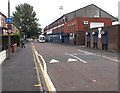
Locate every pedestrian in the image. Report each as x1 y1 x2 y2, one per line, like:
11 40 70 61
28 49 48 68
21 39 25 48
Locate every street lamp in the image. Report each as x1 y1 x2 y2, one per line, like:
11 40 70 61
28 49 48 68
59 6 63 16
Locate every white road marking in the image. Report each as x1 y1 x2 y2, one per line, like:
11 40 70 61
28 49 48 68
50 59 59 63
65 53 87 64
73 54 77 56
37 52 56 92
67 58 78 62
78 50 93 55
78 49 119 62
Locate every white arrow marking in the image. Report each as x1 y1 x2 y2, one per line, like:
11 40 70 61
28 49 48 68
67 58 78 62
50 59 59 63
65 53 87 64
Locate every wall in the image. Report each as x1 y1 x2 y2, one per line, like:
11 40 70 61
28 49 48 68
64 17 112 34
66 17 112 46
0 50 6 64
77 31 86 45
0 29 2 52
85 24 119 52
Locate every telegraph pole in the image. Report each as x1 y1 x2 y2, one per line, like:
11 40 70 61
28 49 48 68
7 0 11 58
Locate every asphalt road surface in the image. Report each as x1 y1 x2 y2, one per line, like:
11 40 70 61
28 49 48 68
34 42 118 92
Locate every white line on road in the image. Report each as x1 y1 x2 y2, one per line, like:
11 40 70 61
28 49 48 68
78 49 119 62
65 53 87 64
37 52 56 92
37 52 47 72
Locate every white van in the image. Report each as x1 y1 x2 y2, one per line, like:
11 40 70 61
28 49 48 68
38 35 46 43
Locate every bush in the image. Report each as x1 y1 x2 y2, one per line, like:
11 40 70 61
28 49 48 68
30 36 37 39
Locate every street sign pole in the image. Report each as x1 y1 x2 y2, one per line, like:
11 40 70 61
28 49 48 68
7 0 11 58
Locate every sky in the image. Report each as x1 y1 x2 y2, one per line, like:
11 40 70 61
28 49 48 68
0 0 119 28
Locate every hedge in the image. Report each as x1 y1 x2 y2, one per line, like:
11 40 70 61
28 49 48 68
1 35 20 51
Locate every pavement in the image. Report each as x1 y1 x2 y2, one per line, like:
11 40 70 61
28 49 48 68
2 43 41 93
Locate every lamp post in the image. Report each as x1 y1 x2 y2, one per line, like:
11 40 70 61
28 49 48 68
7 0 11 58
59 6 63 16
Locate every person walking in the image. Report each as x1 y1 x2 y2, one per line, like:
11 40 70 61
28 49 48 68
21 39 25 48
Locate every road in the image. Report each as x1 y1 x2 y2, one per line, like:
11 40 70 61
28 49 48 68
33 42 118 92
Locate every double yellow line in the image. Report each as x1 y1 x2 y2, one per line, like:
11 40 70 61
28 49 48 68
32 44 53 92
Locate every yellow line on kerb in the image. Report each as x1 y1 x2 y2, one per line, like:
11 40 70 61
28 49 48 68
32 45 53 92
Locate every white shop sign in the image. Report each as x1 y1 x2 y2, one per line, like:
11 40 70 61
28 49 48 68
90 22 104 28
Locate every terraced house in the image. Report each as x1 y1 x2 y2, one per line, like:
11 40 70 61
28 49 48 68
0 12 8 35
44 4 118 46
0 12 20 52
0 12 20 35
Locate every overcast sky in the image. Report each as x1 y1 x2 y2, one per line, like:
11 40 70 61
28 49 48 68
0 0 119 28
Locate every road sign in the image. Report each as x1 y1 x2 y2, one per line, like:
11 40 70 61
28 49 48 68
5 18 13 23
7 29 12 34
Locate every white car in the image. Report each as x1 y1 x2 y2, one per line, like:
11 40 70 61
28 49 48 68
38 35 46 43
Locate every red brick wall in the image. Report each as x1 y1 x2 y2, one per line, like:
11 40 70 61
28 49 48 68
64 17 112 33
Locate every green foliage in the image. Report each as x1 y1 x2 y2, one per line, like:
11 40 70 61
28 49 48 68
30 36 37 39
12 3 42 38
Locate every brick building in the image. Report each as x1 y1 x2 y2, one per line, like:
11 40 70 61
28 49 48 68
44 4 118 45
85 24 119 52
0 12 20 35
0 12 8 35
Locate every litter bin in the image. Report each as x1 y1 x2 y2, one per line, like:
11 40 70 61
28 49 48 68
12 43 17 53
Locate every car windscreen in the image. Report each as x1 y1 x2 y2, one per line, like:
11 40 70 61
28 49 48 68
40 37 45 40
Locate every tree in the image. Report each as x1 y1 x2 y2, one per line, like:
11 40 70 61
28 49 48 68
12 3 41 38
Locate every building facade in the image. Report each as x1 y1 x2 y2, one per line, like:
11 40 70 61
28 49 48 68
85 24 119 52
0 12 20 35
0 12 7 35
44 4 118 46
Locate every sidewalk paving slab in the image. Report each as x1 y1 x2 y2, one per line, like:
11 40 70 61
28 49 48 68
2 43 40 92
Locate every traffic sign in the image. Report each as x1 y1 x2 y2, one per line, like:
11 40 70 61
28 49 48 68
5 18 13 23
7 29 13 34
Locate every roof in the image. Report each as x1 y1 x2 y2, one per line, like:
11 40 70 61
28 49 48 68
65 4 118 22
46 4 118 27
0 12 7 18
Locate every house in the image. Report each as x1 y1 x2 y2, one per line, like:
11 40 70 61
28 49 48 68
0 12 8 35
0 12 20 35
